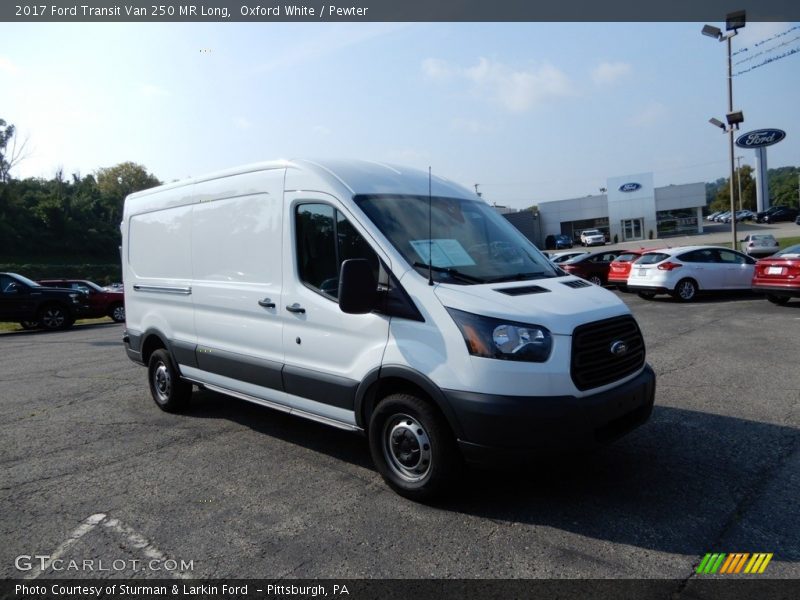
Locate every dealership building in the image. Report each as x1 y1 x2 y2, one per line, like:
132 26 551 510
502 173 707 247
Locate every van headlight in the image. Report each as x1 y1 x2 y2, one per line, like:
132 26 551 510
446 308 552 362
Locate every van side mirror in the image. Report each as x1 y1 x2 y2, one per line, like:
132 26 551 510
338 259 377 314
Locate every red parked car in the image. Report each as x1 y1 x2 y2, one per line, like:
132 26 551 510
38 279 125 322
751 243 800 305
607 248 660 290
559 250 621 286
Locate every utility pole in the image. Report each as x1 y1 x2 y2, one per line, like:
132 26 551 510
736 156 744 212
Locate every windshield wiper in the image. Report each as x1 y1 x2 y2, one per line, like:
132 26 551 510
412 262 487 284
486 272 553 283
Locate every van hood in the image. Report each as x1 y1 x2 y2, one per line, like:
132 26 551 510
433 277 630 335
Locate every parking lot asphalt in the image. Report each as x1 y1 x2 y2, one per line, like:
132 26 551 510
0 291 798 582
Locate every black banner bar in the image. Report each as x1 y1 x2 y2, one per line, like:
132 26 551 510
2 579 800 600
2 0 800 23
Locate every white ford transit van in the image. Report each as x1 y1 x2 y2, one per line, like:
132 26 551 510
122 159 655 499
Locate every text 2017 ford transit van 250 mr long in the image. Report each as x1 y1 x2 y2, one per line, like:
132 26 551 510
122 159 655 500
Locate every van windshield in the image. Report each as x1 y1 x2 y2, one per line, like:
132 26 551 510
354 194 559 284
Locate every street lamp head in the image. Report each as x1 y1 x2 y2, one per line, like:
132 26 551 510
726 110 745 127
702 24 723 40
709 117 726 131
726 10 746 32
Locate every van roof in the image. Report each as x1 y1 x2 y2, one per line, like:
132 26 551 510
126 159 476 200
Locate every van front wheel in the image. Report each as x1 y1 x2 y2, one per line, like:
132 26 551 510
368 393 461 501
148 349 191 412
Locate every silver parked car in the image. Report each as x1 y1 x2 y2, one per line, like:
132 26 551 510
740 234 779 257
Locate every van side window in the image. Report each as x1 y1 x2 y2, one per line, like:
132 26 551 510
296 203 379 300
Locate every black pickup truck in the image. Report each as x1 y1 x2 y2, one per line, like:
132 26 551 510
0 272 89 330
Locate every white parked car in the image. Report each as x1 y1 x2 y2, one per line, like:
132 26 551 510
580 229 606 247
627 245 756 301
740 234 779 257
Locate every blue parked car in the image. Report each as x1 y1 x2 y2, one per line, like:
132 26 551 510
545 233 574 250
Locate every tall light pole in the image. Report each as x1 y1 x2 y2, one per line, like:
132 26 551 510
703 10 746 248
735 156 746 211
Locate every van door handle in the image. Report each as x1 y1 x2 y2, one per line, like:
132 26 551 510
286 303 306 314
258 298 276 308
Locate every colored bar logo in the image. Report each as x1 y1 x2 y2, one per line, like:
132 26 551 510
697 553 773 574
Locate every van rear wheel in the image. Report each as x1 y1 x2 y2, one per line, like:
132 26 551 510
368 393 461 501
148 349 191 412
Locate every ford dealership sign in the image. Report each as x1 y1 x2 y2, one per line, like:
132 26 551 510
619 182 642 193
736 129 786 149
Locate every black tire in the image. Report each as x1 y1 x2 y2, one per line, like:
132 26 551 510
588 275 604 286
38 304 74 330
637 291 656 300
766 294 790 305
109 303 126 323
19 320 40 330
368 393 462 501
672 278 698 302
147 349 192 412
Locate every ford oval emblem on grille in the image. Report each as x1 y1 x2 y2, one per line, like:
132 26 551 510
610 340 628 355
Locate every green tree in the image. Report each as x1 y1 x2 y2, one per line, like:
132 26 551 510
768 166 800 208
710 165 756 212
0 118 29 182
95 162 161 225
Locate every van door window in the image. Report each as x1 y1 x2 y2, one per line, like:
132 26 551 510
296 203 379 300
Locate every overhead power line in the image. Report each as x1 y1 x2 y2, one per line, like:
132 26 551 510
734 34 800 65
731 25 799 56
734 45 800 76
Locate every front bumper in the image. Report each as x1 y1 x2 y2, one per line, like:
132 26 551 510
445 364 656 466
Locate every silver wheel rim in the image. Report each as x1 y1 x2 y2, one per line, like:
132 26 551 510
153 362 171 403
382 413 432 483
112 305 125 321
589 276 602 286
678 281 695 300
42 308 65 329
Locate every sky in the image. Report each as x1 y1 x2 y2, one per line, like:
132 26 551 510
1 21 799 209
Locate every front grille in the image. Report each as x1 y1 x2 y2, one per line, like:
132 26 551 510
571 315 645 391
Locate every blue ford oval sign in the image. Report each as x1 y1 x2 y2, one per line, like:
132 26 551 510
619 182 641 193
736 129 786 149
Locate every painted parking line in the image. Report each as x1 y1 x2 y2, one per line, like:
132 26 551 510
24 512 190 579
24 513 107 580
